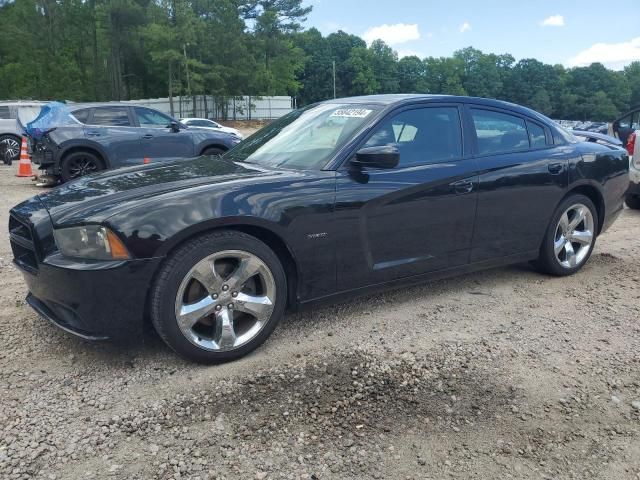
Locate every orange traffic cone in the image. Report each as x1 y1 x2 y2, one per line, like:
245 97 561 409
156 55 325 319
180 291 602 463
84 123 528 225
16 137 33 178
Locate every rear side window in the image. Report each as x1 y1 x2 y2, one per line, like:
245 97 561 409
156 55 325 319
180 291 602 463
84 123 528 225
364 107 463 167
71 108 91 124
91 107 131 126
0 106 11 119
471 109 528 155
527 121 547 148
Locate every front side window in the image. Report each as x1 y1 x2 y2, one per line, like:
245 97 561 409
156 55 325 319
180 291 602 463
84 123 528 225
364 107 463 167
472 109 528 155
91 107 131 127
135 107 173 128
225 103 382 170
527 121 547 148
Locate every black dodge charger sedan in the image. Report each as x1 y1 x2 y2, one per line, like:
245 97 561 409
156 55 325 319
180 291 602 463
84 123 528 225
9 95 630 363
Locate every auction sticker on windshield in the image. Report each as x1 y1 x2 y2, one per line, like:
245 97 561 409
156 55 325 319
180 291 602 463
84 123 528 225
330 108 372 118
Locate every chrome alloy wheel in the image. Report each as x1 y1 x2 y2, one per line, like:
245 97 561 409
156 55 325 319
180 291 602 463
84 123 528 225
553 203 594 269
174 250 276 351
1 137 20 160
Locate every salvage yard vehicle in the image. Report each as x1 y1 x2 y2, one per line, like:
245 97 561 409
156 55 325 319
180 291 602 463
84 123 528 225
9 94 630 363
626 130 640 209
610 106 640 146
180 117 244 139
0 100 44 163
28 103 242 182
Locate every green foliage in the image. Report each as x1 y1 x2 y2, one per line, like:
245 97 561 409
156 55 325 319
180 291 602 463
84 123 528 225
0 1 636 120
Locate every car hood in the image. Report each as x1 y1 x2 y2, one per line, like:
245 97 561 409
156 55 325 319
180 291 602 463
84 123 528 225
38 156 289 226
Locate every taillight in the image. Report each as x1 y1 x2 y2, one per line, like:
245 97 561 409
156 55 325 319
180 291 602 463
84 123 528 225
627 132 636 156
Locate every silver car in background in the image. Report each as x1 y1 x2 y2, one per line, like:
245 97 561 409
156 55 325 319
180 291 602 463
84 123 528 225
0 101 44 163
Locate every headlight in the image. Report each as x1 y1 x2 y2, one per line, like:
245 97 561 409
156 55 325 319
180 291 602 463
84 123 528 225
53 226 130 260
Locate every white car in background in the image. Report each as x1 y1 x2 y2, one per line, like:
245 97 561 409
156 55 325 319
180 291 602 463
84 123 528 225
627 129 640 210
180 117 244 140
0 101 44 163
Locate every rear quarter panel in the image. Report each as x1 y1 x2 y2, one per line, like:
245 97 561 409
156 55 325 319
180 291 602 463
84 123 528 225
571 142 629 232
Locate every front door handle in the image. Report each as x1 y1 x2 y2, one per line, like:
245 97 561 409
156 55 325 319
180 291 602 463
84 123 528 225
548 162 565 175
142 134 154 140
451 178 474 194
86 131 101 137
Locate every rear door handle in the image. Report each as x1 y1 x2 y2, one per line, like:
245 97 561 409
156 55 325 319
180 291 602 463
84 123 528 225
451 178 474 194
142 134 154 140
86 131 101 137
548 162 565 175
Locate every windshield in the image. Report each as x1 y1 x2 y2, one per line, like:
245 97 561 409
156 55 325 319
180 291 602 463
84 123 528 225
224 103 382 169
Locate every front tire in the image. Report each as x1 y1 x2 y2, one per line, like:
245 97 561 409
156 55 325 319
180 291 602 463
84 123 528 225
201 147 225 157
60 151 104 182
0 135 20 164
626 193 640 210
533 194 598 276
150 231 287 363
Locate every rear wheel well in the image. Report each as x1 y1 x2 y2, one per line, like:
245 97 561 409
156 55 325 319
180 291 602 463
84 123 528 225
60 147 106 170
565 185 605 234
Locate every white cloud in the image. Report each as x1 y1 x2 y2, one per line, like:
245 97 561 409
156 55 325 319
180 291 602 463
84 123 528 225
567 36 640 70
459 21 471 33
540 15 565 27
362 23 420 45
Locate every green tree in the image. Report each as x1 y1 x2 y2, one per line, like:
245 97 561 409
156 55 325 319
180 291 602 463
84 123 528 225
397 56 427 93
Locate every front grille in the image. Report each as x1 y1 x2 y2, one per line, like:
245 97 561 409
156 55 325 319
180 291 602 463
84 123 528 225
9 214 38 273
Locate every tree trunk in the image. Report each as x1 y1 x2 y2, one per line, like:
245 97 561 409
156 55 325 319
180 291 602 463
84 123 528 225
169 60 174 117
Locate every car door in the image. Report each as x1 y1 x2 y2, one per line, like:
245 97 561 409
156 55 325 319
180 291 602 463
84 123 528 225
134 107 194 160
334 104 479 290
85 106 143 167
467 106 570 262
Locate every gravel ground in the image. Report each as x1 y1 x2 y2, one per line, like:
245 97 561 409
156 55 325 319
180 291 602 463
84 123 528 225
1 161 639 480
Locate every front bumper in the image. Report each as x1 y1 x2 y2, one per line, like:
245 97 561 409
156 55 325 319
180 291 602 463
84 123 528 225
19 256 162 341
10 199 162 341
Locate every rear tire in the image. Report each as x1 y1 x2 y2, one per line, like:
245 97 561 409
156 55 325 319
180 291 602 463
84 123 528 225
150 230 287 364
201 147 225 157
533 194 598 276
626 193 640 210
60 151 104 182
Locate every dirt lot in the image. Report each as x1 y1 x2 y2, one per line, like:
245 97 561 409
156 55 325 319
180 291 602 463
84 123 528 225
1 160 639 480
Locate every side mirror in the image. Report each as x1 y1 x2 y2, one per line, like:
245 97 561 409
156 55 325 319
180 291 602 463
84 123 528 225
351 145 399 169
169 121 180 133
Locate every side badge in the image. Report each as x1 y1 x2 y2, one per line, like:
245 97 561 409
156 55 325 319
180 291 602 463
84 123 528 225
306 232 328 239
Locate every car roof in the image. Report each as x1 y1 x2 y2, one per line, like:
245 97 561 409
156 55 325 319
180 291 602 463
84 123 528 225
180 118 215 122
322 94 552 124
0 100 46 107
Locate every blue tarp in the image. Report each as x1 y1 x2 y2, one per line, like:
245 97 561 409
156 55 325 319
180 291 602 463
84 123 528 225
24 101 77 140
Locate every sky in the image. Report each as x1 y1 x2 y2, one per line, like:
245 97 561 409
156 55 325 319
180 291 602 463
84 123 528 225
305 0 640 70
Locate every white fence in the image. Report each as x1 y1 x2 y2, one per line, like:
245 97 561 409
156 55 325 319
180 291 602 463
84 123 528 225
119 95 294 121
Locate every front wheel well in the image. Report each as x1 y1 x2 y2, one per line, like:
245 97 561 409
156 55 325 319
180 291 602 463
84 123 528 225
199 145 228 156
564 185 605 234
152 224 298 311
